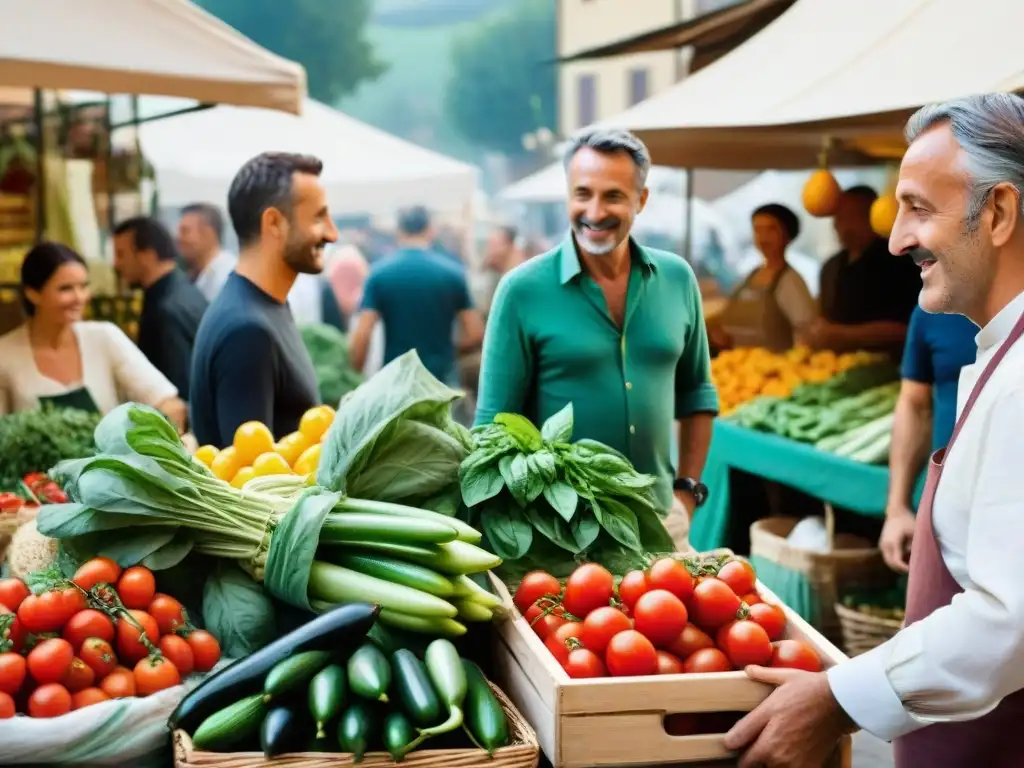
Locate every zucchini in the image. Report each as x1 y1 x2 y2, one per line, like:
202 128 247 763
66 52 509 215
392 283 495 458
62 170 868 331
418 639 466 737
337 497 482 544
170 603 378 732
392 649 442 727
320 512 457 544
453 599 493 623
260 705 305 757
451 575 503 609
308 561 458 618
462 660 510 754
348 643 392 703
390 540 502 575
382 710 418 761
264 650 332 701
329 552 456 597
338 541 440 560
192 693 266 751
309 663 347 739
378 609 468 638
337 701 378 762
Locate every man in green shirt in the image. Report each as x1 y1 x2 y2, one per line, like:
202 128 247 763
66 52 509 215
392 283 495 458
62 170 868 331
474 128 719 549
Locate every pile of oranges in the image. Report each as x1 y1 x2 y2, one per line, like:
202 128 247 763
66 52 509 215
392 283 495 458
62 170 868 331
192 405 335 488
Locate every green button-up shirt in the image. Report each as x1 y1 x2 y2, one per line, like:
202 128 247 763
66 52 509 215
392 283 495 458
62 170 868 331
474 235 719 510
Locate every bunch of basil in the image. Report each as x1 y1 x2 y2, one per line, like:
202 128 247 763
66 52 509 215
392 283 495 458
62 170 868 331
459 404 674 579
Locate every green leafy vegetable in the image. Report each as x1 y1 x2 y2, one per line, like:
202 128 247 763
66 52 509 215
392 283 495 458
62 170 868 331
0 405 100 490
300 324 364 406
203 561 278 658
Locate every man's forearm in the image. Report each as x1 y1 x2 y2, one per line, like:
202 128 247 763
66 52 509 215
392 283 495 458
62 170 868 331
676 412 714 479
887 396 931 510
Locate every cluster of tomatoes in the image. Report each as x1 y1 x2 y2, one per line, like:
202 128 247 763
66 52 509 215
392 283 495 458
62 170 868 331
513 557 821 679
0 557 221 719
0 472 68 513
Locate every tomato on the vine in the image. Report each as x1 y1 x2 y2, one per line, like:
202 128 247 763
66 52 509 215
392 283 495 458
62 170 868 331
80 638 118 679
770 640 821 672
681 647 732 673
716 620 772 668
72 557 122 592
740 592 762 606
4 616 26 653
655 650 686 675
17 591 66 633
667 623 715 660
116 610 159 665
513 571 561 614
99 666 136 698
616 570 649 609
147 594 186 636
0 652 26 695
117 567 156 610
562 563 614 618
134 655 181 695
605 630 658 677
543 634 573 667
28 683 72 718
524 604 566 640
632 590 689 647
0 579 29 612
690 578 742 629
580 606 632 656
63 609 115 649
186 629 221 672
27 638 74 684
747 602 786 641
61 657 96 693
565 648 607 679
71 687 110 710
159 635 195 677
717 560 757 597
647 558 695 604
0 690 13 719
60 587 87 623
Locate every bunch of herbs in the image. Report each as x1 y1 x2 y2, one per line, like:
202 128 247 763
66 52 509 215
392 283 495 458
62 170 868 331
0 405 101 490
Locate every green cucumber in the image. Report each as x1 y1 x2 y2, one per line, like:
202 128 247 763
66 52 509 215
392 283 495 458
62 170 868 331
392 649 442 728
192 693 266 751
451 575 503 609
347 643 392 703
309 561 458 618
382 710 418 761
336 497 483 544
337 701 378 762
453 599 493 623
264 650 332 701
418 639 466 737
378 609 468 637
340 541 440 560
320 512 457 544
308 663 347 739
329 552 456 597
260 705 305 757
463 660 510 754
390 540 502 575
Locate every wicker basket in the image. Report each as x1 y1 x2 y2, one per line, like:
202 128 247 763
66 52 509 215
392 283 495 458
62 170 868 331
173 681 539 768
0 505 40 566
834 602 903 656
749 504 894 642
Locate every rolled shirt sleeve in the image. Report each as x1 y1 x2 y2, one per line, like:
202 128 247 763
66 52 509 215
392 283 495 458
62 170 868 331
104 322 178 406
473 275 533 426
829 386 1024 740
675 277 719 417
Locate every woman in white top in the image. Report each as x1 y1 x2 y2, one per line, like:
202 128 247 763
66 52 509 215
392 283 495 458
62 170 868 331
0 242 187 430
710 203 818 352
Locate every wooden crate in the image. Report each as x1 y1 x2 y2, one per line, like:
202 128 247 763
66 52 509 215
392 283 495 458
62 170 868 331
489 573 852 768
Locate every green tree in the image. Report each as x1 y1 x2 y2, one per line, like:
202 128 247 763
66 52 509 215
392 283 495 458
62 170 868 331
196 0 386 103
443 0 557 156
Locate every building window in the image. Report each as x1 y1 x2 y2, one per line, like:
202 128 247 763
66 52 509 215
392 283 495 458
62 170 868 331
628 68 649 105
577 73 597 127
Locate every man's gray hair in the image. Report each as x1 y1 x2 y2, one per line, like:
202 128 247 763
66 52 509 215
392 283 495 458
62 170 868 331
905 93 1024 225
563 127 652 190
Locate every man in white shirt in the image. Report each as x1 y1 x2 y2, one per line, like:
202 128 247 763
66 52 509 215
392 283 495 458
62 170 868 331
724 92 1024 768
177 202 236 302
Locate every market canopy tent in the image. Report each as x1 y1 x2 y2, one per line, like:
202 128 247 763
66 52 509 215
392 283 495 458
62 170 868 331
602 0 1024 169
135 98 479 216
0 0 305 114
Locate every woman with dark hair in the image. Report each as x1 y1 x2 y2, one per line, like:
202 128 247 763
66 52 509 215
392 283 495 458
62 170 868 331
710 203 818 351
0 242 186 429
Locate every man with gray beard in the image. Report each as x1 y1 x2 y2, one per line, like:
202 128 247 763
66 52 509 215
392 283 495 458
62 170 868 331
189 152 339 447
474 128 718 550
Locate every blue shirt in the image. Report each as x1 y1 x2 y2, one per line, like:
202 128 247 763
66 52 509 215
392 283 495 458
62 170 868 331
361 247 472 383
900 306 978 450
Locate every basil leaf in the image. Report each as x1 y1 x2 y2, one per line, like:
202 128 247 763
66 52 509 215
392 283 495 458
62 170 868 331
541 403 574 443
526 506 580 553
543 481 579 523
593 496 643 552
531 450 558 484
481 504 533 560
460 464 505 508
499 453 532 506
570 510 601 551
523 456 547 503
494 413 544 452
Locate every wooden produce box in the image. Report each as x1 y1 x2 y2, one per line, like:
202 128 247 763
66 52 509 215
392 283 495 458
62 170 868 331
489 573 852 768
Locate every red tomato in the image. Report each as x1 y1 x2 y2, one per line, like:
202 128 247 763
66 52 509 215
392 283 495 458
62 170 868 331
4 616 26 653
0 579 29 612
60 587 87 623
667 623 716 660
79 638 118 679
116 567 157 610
513 571 561 614
740 592 762 606
544 633 573 666
716 620 772 668
186 630 221 672
134 655 181 696
617 570 649 609
605 630 658 677
562 563 614 618
564 648 607 679
0 652 26 695
770 640 822 672
147 594 186 636
717 560 756 597
159 635 195 677
655 650 686 675
116 610 159 665
690 578 742 629
0 691 13 719
99 666 136 698
524 604 567 640
647 558 695 604
27 638 74 684
63 609 116 650
747 602 786 641
72 558 122 592
61 657 96 693
632 590 689 647
71 687 110 710
28 683 72 718
17 591 66 633
580 606 632 656
681 647 732 673
554 621 583 642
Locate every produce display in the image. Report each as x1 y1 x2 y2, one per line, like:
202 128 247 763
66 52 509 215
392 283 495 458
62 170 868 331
300 324 364 406
711 346 888 416
460 405 674 580
0 406 100 491
0 558 220 719
514 555 822 679
175 602 512 760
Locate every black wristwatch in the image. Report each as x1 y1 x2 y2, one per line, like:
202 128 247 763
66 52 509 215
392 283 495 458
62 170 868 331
673 477 708 507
